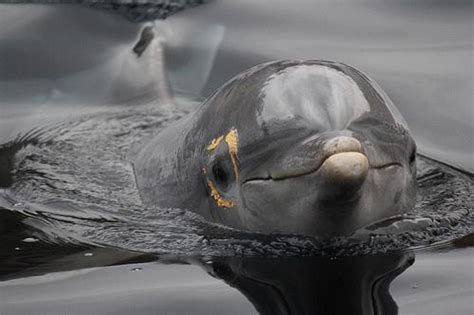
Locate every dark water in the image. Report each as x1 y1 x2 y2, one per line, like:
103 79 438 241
2 247 472 315
1 2 473 314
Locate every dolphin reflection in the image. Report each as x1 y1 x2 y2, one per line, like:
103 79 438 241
200 252 415 315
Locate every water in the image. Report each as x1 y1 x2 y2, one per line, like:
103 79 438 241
0 244 473 314
1 2 473 314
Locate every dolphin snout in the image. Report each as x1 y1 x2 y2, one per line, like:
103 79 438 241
318 136 369 201
320 152 369 185
321 136 368 182
322 136 364 156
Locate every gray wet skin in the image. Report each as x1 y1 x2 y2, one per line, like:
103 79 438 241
134 60 417 238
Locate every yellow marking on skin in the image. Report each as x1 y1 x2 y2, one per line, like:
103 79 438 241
204 128 240 209
207 179 236 208
224 128 239 180
207 135 224 152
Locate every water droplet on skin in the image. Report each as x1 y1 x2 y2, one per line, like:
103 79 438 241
22 237 38 243
131 267 142 272
84 252 93 257
14 247 21 251
411 284 418 289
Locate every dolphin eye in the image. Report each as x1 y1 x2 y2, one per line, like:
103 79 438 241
409 148 416 165
212 162 229 189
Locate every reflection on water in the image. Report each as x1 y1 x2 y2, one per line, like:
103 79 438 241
0 234 414 315
1 244 472 315
204 252 414 315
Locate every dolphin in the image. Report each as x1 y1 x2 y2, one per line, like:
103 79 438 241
134 60 417 238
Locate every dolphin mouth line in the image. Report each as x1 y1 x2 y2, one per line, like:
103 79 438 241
242 154 402 184
369 162 403 170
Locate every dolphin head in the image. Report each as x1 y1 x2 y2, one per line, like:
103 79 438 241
201 60 416 238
